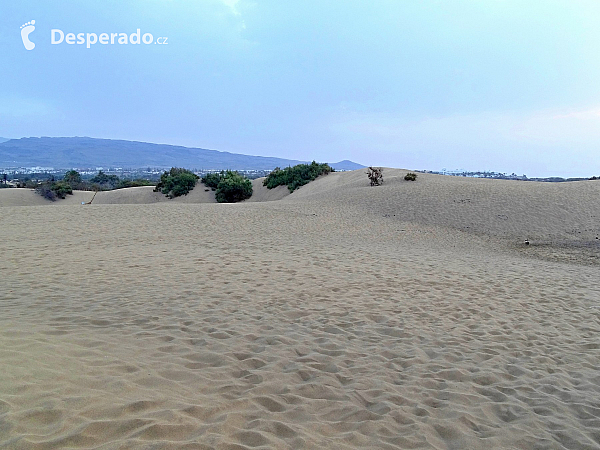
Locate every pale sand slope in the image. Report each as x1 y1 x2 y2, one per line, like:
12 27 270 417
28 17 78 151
0 186 217 206
93 186 217 205
0 188 95 206
288 169 600 241
0 178 286 206
244 179 290 203
1 172 599 449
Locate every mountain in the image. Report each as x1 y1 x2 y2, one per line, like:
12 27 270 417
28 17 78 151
330 160 366 171
0 137 364 171
0 137 10 143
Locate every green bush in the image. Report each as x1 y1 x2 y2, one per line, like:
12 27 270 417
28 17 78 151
64 170 81 184
404 172 417 181
61 171 153 191
90 170 121 189
35 180 73 201
154 167 199 198
201 172 223 190
116 178 154 189
63 170 87 190
52 181 73 198
214 171 252 203
263 161 333 192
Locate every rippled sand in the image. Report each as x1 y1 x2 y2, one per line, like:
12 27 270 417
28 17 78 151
1 170 599 449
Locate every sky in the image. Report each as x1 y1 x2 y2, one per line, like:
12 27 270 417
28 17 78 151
2 0 600 177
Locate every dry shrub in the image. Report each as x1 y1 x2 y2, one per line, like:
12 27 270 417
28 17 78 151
366 167 383 186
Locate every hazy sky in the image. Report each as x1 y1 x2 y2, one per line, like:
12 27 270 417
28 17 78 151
2 1 600 176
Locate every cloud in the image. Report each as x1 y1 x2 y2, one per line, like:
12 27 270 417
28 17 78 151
218 0 247 30
220 0 241 16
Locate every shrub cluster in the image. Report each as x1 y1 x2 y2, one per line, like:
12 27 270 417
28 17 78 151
263 161 333 192
202 170 253 203
63 170 83 189
31 170 155 200
35 180 73 201
201 172 223 190
90 171 121 190
85 171 153 191
404 172 417 181
116 179 154 189
154 167 199 198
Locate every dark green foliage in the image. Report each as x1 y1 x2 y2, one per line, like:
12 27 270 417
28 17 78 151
404 172 417 181
154 167 199 198
67 170 153 191
25 170 155 195
90 170 121 189
17 179 37 189
263 161 333 192
63 170 82 185
35 180 73 201
116 179 154 189
366 167 383 186
214 171 253 203
201 172 224 192
201 171 253 201
63 170 87 190
52 181 73 198
201 172 223 189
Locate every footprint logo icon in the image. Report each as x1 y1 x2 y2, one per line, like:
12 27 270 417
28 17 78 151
20 20 36 50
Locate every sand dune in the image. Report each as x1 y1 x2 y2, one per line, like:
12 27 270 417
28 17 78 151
4 170 599 246
93 185 217 205
0 188 95 206
1 171 599 449
289 169 600 241
244 178 291 203
0 177 289 207
0 185 217 207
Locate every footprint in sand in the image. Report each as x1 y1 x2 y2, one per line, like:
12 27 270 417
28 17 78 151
20 20 36 50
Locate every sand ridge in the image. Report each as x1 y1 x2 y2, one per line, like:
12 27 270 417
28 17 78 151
3 169 600 245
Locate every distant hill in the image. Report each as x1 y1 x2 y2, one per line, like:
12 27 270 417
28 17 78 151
0 137 364 171
0 137 10 144
330 160 365 171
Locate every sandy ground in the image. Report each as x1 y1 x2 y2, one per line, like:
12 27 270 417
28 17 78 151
1 170 599 449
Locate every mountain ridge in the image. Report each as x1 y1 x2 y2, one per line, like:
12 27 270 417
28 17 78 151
0 137 364 171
